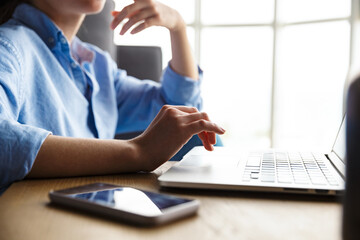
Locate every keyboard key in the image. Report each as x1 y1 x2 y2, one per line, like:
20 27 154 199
261 177 275 183
278 177 293 183
328 180 339 186
294 180 310 184
311 180 327 185
242 151 339 186
250 172 260 179
246 157 261 167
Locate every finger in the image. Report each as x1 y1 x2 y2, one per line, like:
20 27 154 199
120 8 157 35
171 105 199 113
194 112 217 145
198 131 216 149
198 132 214 151
110 2 148 30
180 112 210 124
149 105 186 128
198 131 207 143
208 132 216 145
158 105 198 116
208 132 217 145
111 10 129 30
188 120 226 136
198 131 211 148
130 17 158 34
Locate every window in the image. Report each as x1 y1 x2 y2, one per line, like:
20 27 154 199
113 0 352 151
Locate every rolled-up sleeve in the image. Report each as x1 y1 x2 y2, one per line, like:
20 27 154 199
0 119 50 194
0 39 51 194
114 62 203 134
160 65 203 109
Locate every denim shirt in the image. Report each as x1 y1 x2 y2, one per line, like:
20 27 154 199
0 4 202 193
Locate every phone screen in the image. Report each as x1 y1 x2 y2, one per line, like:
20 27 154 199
68 187 191 216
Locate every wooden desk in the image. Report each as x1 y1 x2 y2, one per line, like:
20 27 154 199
0 162 342 240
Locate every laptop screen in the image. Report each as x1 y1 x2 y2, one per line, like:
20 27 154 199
332 115 346 163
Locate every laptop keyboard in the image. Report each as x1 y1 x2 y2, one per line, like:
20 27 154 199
242 152 339 186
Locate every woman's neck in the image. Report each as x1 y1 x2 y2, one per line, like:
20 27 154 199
32 1 85 43
50 13 85 43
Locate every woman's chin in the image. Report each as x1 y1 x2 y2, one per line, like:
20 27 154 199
82 0 106 14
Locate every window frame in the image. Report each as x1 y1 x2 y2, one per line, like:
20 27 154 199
113 0 355 147
186 0 354 147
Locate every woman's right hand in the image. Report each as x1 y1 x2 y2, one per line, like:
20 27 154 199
110 0 185 35
130 105 225 172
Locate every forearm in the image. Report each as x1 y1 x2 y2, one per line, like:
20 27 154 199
169 20 198 80
27 135 141 178
110 1 198 80
27 105 225 179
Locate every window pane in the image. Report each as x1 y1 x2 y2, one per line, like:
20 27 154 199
274 21 350 151
278 0 351 23
202 0 274 25
158 0 195 24
201 27 273 148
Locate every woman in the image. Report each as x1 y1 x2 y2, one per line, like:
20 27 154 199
0 0 225 193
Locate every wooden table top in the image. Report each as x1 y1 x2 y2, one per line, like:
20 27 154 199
0 162 343 240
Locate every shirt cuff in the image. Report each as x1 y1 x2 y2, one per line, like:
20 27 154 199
0 121 51 193
161 64 203 108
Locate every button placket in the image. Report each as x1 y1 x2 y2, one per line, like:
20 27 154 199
60 37 67 44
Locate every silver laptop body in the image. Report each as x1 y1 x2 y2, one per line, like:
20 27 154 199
158 117 346 195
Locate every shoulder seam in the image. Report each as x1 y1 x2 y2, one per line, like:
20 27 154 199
0 35 24 107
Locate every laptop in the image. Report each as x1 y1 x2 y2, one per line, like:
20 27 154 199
158 116 346 195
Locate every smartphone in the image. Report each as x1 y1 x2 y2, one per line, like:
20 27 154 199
49 183 199 226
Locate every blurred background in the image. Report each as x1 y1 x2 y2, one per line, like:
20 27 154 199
113 0 358 151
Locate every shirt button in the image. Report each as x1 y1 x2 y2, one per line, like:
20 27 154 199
60 38 67 44
71 62 77 68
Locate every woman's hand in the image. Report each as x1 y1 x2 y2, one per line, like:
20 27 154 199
110 0 185 35
28 105 223 178
111 0 198 80
130 105 225 172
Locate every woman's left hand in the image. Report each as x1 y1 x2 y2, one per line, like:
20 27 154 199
110 0 184 35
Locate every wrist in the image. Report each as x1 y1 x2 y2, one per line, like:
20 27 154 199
112 139 144 173
169 11 186 34
128 137 153 172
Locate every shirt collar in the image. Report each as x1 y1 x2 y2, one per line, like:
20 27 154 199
12 3 63 49
12 3 95 64
71 37 95 65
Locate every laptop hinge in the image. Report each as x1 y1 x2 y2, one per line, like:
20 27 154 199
326 152 345 179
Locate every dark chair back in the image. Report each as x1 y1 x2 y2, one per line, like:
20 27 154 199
116 45 162 82
77 1 162 83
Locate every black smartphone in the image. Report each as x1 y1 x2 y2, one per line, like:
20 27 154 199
49 183 199 226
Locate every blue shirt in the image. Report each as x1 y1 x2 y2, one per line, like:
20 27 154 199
0 4 202 193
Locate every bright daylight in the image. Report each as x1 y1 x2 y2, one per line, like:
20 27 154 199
114 0 351 151
0 0 358 239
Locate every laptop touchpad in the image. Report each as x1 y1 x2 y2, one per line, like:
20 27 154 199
179 155 240 168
